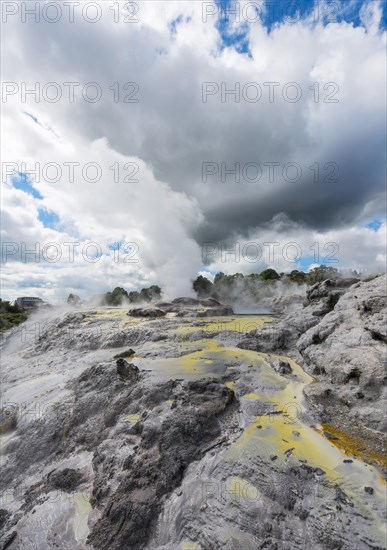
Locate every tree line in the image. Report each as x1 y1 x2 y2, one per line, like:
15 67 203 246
192 266 344 299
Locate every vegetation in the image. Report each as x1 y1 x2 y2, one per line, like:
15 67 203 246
128 285 162 304
192 266 341 302
306 265 341 284
288 270 307 284
103 287 130 306
259 268 281 281
0 299 28 332
102 285 162 306
193 275 213 297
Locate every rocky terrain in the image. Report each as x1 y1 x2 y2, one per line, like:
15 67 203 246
0 277 386 550
128 297 234 318
238 275 387 462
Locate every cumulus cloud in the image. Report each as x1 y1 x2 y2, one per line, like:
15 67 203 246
1 0 386 300
2 105 203 300
202 213 387 275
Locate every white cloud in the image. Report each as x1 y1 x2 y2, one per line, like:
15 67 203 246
2 106 203 300
202 214 387 276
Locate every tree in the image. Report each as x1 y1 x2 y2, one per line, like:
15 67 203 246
288 270 307 284
128 291 141 304
140 285 162 302
193 275 213 297
214 272 225 285
307 266 339 285
128 285 162 304
104 287 129 306
258 268 280 281
0 299 23 314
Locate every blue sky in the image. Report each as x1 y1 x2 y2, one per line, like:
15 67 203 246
216 0 387 28
12 173 42 200
216 0 387 52
37 208 61 230
11 174 63 231
367 219 384 232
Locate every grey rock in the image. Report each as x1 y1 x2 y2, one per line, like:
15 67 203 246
155 297 234 317
1 283 386 550
113 348 136 359
271 360 292 375
298 275 387 434
87 379 235 550
0 405 18 434
116 359 139 380
128 307 166 318
237 326 292 353
48 468 83 492
1 530 16 549
0 509 11 531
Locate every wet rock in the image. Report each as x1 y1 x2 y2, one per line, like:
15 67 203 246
237 327 292 353
335 487 352 506
312 365 326 375
0 509 11 531
0 530 17 549
128 308 166 318
113 348 136 359
87 379 235 550
271 360 292 375
172 297 225 308
48 468 83 492
197 305 234 317
284 447 295 457
296 508 309 521
258 539 278 549
299 464 325 477
0 405 18 434
323 431 338 441
116 359 139 380
344 367 361 384
154 297 234 317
